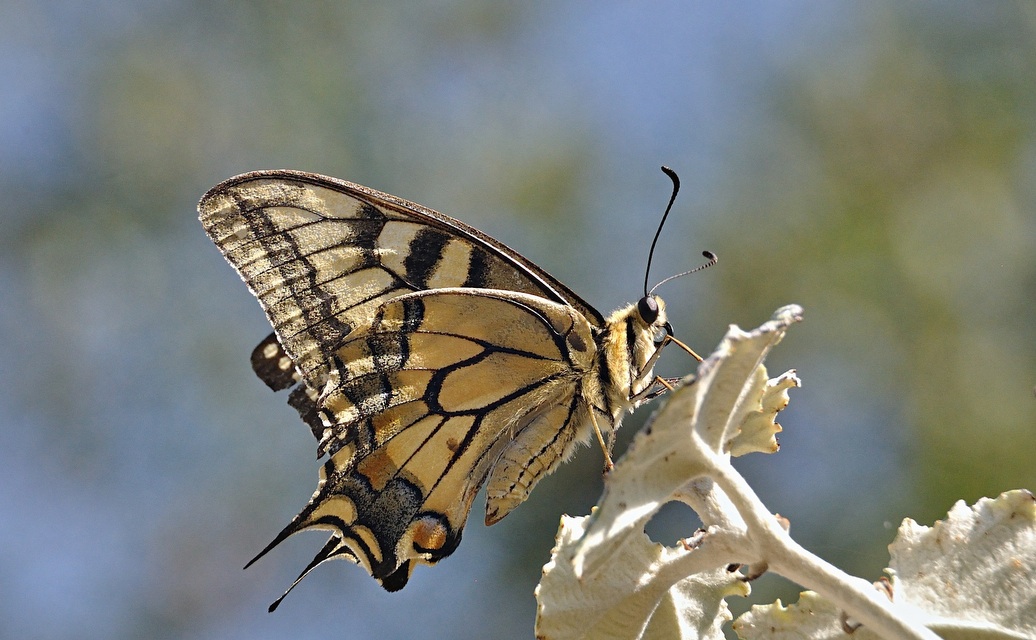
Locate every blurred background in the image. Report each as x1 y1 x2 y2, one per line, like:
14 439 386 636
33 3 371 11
2 2 1034 638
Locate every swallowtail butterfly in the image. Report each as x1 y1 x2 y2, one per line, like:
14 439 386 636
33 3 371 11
199 169 713 609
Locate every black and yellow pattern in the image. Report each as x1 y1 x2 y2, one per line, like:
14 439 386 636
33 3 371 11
199 170 673 606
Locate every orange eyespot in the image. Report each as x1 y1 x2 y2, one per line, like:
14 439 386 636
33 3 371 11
411 515 449 552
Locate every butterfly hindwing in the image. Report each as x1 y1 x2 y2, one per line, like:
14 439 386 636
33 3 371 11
246 288 598 592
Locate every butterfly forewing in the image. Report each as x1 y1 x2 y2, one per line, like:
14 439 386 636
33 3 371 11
199 171 604 393
199 170 670 601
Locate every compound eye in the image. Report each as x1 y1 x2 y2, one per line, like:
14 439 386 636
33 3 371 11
637 296 659 324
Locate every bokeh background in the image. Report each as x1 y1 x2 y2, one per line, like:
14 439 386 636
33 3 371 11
3 2 1034 639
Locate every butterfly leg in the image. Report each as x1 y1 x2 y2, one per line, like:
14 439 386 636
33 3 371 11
630 375 677 404
586 406 615 472
634 332 703 393
664 333 704 362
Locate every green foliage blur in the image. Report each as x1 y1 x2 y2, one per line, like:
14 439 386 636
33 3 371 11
2 3 1033 639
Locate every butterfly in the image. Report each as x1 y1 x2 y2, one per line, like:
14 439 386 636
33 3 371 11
198 168 714 609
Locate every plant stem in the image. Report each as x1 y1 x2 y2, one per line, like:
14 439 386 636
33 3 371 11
710 455 940 640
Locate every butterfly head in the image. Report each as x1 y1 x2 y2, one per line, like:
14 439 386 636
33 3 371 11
636 294 672 346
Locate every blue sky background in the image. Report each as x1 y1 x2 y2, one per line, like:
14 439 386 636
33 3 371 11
2 3 1034 639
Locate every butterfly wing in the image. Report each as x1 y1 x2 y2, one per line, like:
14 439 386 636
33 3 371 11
198 170 605 396
248 288 599 598
199 171 610 596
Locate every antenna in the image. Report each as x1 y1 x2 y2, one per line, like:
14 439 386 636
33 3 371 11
642 167 717 296
648 250 718 294
643 166 681 297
